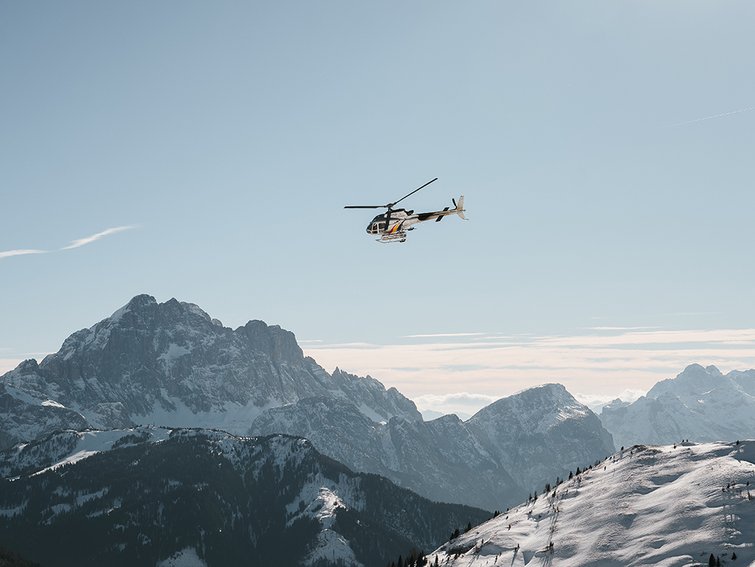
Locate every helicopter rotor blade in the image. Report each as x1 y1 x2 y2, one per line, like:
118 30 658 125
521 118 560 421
389 177 438 208
344 205 385 209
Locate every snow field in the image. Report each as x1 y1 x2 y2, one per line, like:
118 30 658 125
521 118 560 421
431 441 755 566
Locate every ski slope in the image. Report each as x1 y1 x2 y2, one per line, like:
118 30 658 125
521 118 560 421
431 441 755 566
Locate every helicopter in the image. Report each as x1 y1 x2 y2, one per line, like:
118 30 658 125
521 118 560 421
344 178 466 243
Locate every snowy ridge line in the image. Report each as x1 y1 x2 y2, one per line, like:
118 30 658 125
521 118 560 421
0 424 325 481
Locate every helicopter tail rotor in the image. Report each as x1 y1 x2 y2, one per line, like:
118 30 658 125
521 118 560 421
454 195 466 220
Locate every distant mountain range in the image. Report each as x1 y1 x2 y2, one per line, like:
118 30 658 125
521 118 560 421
0 427 489 567
0 295 614 510
600 364 755 448
428 440 755 566
250 383 614 510
2 295 755 566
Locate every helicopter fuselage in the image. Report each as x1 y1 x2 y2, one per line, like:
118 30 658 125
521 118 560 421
366 209 417 235
344 178 465 243
366 198 465 242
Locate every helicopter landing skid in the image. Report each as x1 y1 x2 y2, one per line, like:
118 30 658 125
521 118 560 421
377 231 407 243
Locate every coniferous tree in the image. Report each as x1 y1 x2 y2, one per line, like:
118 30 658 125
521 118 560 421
708 553 716 567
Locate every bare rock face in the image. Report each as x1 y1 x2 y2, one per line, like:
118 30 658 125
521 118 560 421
0 295 420 449
250 384 615 511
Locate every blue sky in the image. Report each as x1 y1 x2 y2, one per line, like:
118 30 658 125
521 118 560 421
3 1 755 415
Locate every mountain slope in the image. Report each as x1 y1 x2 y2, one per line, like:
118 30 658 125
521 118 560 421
429 440 755 566
250 385 615 510
466 383 615 492
602 364 755 447
0 428 488 567
0 295 420 449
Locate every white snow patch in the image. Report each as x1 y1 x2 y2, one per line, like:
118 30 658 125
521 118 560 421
286 475 365 566
158 343 192 370
0 502 27 518
157 547 207 567
357 402 384 423
136 396 276 435
76 487 109 506
304 528 362 567
20 428 171 477
32 450 98 475
41 399 66 408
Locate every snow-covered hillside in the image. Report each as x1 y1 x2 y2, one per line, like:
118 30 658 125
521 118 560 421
602 364 755 448
430 440 755 566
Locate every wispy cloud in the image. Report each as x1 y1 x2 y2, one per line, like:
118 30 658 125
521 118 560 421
671 105 755 127
586 326 661 332
1 225 138 262
403 332 486 339
62 225 138 250
0 249 47 260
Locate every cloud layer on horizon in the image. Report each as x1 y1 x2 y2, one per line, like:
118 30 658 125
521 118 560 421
304 327 755 414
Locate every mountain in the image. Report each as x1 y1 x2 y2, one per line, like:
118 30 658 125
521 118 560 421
0 427 489 567
601 364 755 448
428 440 755 566
464 384 615 493
0 295 420 449
249 384 616 510
0 295 614 511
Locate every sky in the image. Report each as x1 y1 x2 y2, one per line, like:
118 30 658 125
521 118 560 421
3 1 755 417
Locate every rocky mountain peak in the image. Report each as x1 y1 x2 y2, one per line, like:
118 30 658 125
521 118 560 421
15 359 39 374
471 383 586 427
238 319 303 364
125 293 158 311
601 364 755 447
648 363 725 398
2 294 422 447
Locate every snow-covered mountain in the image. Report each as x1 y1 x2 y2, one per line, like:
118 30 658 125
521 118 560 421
249 384 616 510
0 294 613 511
465 383 614 491
429 440 755 567
0 427 489 567
0 294 420 449
601 364 755 448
